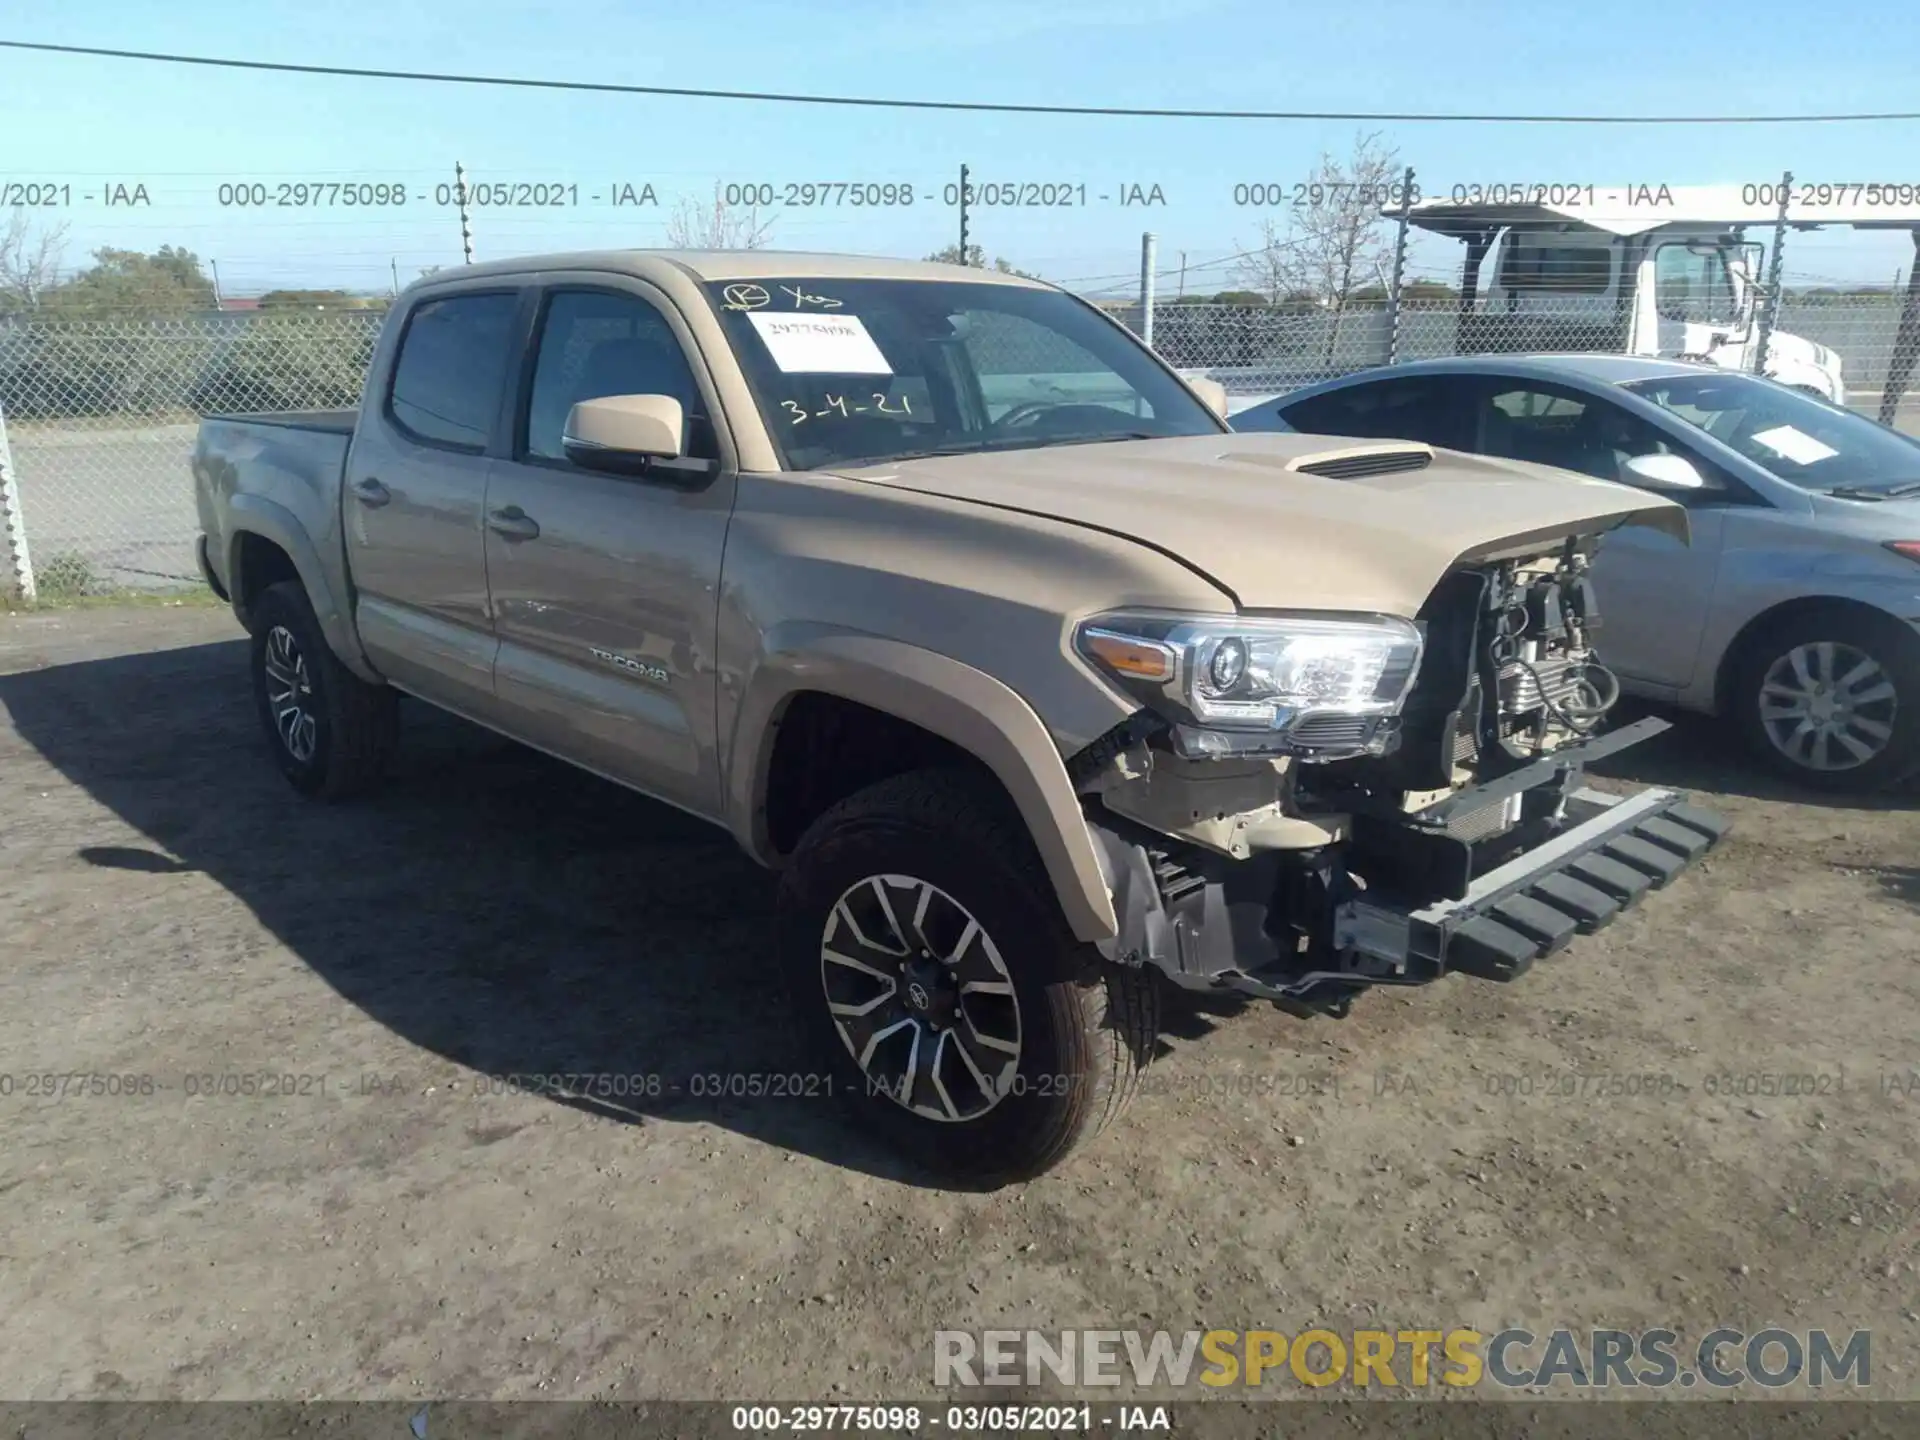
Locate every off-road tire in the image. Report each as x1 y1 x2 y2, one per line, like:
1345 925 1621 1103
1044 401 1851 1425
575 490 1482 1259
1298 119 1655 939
1729 605 1920 792
249 580 398 801
776 768 1157 1185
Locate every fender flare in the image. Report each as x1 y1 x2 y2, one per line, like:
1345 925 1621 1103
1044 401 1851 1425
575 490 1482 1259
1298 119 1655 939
726 627 1120 944
226 495 380 683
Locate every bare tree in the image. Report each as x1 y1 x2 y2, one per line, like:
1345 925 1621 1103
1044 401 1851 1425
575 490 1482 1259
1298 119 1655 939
1230 132 1403 352
665 184 774 250
0 207 68 312
1227 217 1296 305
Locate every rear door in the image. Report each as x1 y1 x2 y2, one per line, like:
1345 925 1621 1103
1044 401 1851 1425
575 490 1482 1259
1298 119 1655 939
483 280 735 819
344 284 527 704
1272 374 1477 449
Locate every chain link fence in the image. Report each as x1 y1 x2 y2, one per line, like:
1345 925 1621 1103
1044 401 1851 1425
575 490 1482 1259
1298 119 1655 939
0 293 1915 598
1141 295 1920 408
0 313 382 597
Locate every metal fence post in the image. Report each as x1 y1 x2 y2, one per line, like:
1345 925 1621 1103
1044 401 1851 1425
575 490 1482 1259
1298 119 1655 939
455 161 475 265
1881 229 1920 425
958 164 971 264
1139 232 1158 348
1383 166 1416 365
0 399 35 603
1752 169 1792 378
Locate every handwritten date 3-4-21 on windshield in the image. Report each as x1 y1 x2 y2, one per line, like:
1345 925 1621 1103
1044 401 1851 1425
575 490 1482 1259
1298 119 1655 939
782 393 916 425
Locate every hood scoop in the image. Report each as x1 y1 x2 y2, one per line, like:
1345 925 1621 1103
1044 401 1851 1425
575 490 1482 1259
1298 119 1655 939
1289 445 1435 480
1214 442 1437 481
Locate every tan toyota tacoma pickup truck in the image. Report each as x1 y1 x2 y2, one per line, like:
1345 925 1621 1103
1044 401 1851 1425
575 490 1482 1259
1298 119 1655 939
193 249 1727 1182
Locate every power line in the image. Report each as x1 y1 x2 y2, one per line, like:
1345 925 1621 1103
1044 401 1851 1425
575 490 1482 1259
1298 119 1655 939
1054 244 1296 291
4 39 1918 124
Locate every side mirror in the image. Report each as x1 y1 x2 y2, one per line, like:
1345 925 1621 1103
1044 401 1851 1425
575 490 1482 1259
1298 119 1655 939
1623 452 1708 492
563 394 685 474
1188 376 1230 420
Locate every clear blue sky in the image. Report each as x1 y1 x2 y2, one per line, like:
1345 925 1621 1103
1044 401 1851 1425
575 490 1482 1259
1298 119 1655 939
4 0 1919 294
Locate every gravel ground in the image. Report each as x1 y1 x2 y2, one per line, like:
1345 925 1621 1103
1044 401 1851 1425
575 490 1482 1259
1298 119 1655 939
0 604 1915 1406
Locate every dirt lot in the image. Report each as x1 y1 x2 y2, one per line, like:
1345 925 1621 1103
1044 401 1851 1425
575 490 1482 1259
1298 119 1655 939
0 604 1916 1405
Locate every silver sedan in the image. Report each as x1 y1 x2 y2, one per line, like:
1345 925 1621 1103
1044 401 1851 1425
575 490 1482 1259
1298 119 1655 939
1231 355 1920 791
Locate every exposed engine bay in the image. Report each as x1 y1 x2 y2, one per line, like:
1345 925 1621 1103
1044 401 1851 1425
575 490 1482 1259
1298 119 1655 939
1306 537 1622 837
1076 530 1725 1017
1079 536 1624 858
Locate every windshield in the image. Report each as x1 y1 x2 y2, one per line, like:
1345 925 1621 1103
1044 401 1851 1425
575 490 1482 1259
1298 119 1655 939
703 277 1221 469
1623 373 1920 493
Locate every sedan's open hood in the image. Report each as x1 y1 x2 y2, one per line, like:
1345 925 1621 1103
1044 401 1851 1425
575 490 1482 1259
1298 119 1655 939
835 432 1688 616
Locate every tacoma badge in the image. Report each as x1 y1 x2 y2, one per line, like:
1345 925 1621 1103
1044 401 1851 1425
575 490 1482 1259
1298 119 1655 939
590 647 670 684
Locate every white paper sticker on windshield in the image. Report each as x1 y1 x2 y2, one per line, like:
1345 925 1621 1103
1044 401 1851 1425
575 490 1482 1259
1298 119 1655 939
746 312 892 375
1751 424 1839 466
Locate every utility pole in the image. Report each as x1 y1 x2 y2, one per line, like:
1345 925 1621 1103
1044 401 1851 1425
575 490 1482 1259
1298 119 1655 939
210 259 225 312
391 257 401 297
1177 251 1187 299
957 164 971 265
1138 232 1158 348
455 161 475 265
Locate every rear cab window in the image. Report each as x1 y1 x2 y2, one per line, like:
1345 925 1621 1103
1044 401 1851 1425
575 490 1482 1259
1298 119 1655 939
386 291 522 451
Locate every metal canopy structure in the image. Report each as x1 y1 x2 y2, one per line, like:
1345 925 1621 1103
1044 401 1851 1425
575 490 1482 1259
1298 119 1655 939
1397 185 1920 237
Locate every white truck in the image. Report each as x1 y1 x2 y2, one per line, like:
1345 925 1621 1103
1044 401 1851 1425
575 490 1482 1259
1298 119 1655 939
1400 184 1920 404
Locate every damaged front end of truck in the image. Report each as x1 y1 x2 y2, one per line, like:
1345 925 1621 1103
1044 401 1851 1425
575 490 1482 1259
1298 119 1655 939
1068 472 1729 1018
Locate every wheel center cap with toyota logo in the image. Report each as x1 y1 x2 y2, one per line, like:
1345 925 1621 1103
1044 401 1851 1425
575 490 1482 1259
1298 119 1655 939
900 956 956 1026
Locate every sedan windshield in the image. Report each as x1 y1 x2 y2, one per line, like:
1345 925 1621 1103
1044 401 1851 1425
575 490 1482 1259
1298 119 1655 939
703 277 1221 470
1624 373 1920 495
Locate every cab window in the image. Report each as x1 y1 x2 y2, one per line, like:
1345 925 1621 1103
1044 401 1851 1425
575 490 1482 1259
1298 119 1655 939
1654 244 1739 325
1278 377 1470 450
1471 381 1719 491
1501 240 1615 295
387 292 520 451
523 289 716 462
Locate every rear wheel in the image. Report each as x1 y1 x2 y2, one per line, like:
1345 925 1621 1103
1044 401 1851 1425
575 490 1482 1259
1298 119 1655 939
1731 607 1920 791
776 769 1157 1185
249 581 398 800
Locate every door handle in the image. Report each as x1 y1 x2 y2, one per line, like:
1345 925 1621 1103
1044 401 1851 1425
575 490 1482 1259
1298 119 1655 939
351 477 392 507
486 506 541 542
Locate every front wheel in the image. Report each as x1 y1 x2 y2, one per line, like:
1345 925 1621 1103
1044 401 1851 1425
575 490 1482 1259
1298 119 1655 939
1731 607 1920 791
776 769 1157 1185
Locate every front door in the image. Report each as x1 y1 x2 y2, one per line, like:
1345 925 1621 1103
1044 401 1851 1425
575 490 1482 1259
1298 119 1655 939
343 286 524 704
1462 377 1727 690
1649 239 1742 364
484 282 735 819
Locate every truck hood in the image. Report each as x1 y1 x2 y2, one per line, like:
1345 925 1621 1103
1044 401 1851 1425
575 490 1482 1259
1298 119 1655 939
833 432 1688 616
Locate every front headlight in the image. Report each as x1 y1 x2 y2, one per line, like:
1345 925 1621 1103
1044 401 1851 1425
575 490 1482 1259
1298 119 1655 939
1074 611 1424 760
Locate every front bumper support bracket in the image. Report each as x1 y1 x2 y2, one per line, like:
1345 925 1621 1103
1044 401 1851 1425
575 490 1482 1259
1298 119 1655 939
1090 779 1729 1006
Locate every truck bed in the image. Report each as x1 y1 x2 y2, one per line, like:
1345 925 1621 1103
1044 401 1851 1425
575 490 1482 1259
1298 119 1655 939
193 412 359 610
